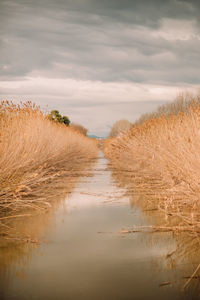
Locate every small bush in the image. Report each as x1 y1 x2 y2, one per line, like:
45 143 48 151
70 123 88 136
109 119 131 137
48 110 70 126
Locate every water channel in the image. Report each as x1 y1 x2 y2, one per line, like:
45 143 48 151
0 152 199 299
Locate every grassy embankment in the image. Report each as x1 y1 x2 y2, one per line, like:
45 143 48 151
0 101 98 235
103 92 200 235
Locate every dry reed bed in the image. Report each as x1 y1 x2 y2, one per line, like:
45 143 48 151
0 101 98 225
103 105 200 234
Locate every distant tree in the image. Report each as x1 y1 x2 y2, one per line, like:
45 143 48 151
109 119 131 137
70 123 88 136
62 116 70 126
48 110 70 126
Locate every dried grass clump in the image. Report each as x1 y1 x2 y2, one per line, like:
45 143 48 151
103 96 200 234
0 100 98 220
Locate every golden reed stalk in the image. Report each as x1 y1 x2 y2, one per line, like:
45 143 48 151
0 100 98 218
104 100 200 234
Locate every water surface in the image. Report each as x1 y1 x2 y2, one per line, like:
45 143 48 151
0 152 199 300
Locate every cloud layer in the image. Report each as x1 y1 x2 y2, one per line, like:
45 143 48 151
0 0 200 135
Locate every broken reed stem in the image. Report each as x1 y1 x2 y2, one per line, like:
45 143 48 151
183 263 200 290
0 214 33 221
120 225 200 234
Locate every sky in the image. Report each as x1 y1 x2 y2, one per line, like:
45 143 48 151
0 0 200 136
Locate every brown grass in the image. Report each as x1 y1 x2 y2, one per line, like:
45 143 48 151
0 100 98 222
103 97 200 235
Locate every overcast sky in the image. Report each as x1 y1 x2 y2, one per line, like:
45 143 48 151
0 0 200 136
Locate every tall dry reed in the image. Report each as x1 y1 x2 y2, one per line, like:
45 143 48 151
0 100 98 221
104 101 200 234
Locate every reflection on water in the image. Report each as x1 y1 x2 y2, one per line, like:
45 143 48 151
0 152 199 299
109 163 200 295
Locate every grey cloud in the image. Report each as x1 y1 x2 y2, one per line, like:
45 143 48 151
19 0 199 26
1 0 200 84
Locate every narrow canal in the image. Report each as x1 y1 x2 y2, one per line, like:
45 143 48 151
0 152 198 299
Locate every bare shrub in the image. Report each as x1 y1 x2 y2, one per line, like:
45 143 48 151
109 119 131 137
70 123 88 136
135 91 200 125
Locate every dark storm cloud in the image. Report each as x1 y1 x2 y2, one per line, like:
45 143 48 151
0 0 200 84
